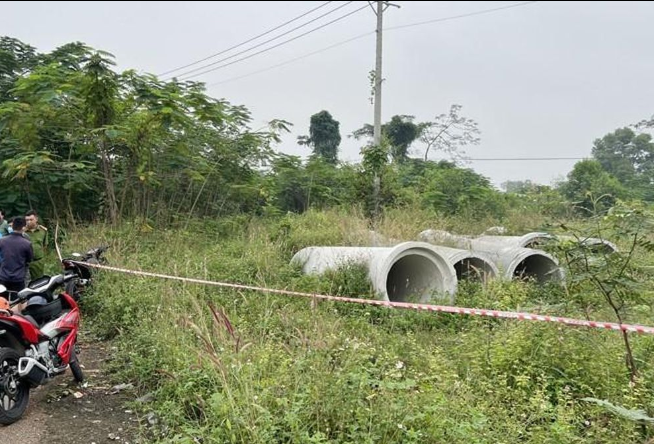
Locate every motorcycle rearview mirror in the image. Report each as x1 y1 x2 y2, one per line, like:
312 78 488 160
0 284 6 294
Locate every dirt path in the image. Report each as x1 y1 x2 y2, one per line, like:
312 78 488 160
0 336 142 444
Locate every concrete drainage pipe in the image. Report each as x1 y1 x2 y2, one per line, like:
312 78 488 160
475 232 553 249
476 233 618 253
429 245 499 283
419 230 564 284
554 235 618 254
418 230 554 250
487 247 565 283
291 242 457 303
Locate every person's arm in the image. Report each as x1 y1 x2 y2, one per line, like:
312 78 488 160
41 226 48 252
26 243 34 264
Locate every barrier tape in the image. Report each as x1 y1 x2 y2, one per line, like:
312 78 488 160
71 260 654 335
54 223 63 262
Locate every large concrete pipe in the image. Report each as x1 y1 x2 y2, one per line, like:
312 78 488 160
429 245 499 283
291 242 457 303
482 246 565 282
422 230 553 249
554 235 618 254
475 232 553 249
477 233 618 253
419 230 564 283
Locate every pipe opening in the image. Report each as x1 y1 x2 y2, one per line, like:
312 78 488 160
454 258 495 282
513 254 560 283
386 255 442 302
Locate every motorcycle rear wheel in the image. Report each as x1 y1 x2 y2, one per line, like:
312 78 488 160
0 347 30 425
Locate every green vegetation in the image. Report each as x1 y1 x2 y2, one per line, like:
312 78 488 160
4 37 654 443
56 205 654 444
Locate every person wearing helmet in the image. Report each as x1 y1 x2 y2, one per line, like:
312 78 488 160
0 284 9 311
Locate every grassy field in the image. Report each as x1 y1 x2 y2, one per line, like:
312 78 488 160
58 207 654 443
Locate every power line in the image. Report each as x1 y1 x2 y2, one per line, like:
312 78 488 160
158 1 335 77
338 156 587 163
337 155 588 164
467 157 587 161
209 31 375 86
171 1 357 80
385 1 539 31
205 1 539 86
178 4 369 81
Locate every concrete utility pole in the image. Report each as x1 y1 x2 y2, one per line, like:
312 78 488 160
372 0 385 148
370 1 399 224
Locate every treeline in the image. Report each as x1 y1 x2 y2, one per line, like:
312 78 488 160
1 37 652 225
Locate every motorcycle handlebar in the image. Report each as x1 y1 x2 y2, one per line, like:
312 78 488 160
63 245 109 264
87 245 109 257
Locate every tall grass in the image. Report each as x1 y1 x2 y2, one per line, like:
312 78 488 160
61 208 654 443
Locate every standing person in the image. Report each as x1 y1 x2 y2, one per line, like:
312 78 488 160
0 210 4 264
0 209 9 236
25 210 48 281
0 217 33 299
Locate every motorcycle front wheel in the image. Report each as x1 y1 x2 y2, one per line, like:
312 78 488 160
69 349 84 383
65 279 82 301
0 347 30 425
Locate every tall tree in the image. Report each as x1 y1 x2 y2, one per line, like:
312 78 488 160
298 110 341 164
0 38 282 224
353 106 480 164
559 159 630 215
384 115 420 163
0 37 39 101
82 52 120 224
420 104 480 163
352 115 421 163
592 127 654 199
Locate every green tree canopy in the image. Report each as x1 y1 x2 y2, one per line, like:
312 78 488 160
298 110 341 164
592 127 654 200
559 159 630 215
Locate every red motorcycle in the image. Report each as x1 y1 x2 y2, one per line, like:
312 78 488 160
0 273 83 425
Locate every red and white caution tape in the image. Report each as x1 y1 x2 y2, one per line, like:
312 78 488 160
54 224 63 262
74 261 654 335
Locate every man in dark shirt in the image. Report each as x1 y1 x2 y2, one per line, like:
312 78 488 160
0 217 33 299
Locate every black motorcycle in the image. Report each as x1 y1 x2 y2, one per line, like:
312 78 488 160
61 246 109 301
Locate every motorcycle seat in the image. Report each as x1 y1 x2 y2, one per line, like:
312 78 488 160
18 275 65 302
23 299 63 325
16 314 39 328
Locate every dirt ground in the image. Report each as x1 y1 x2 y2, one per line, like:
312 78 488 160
0 336 144 444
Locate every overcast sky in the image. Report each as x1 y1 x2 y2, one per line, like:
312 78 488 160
2 1 653 187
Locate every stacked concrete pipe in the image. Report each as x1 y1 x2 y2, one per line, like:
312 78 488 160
291 242 458 303
475 232 618 254
428 245 499 283
553 235 618 254
475 232 553 249
419 230 565 283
